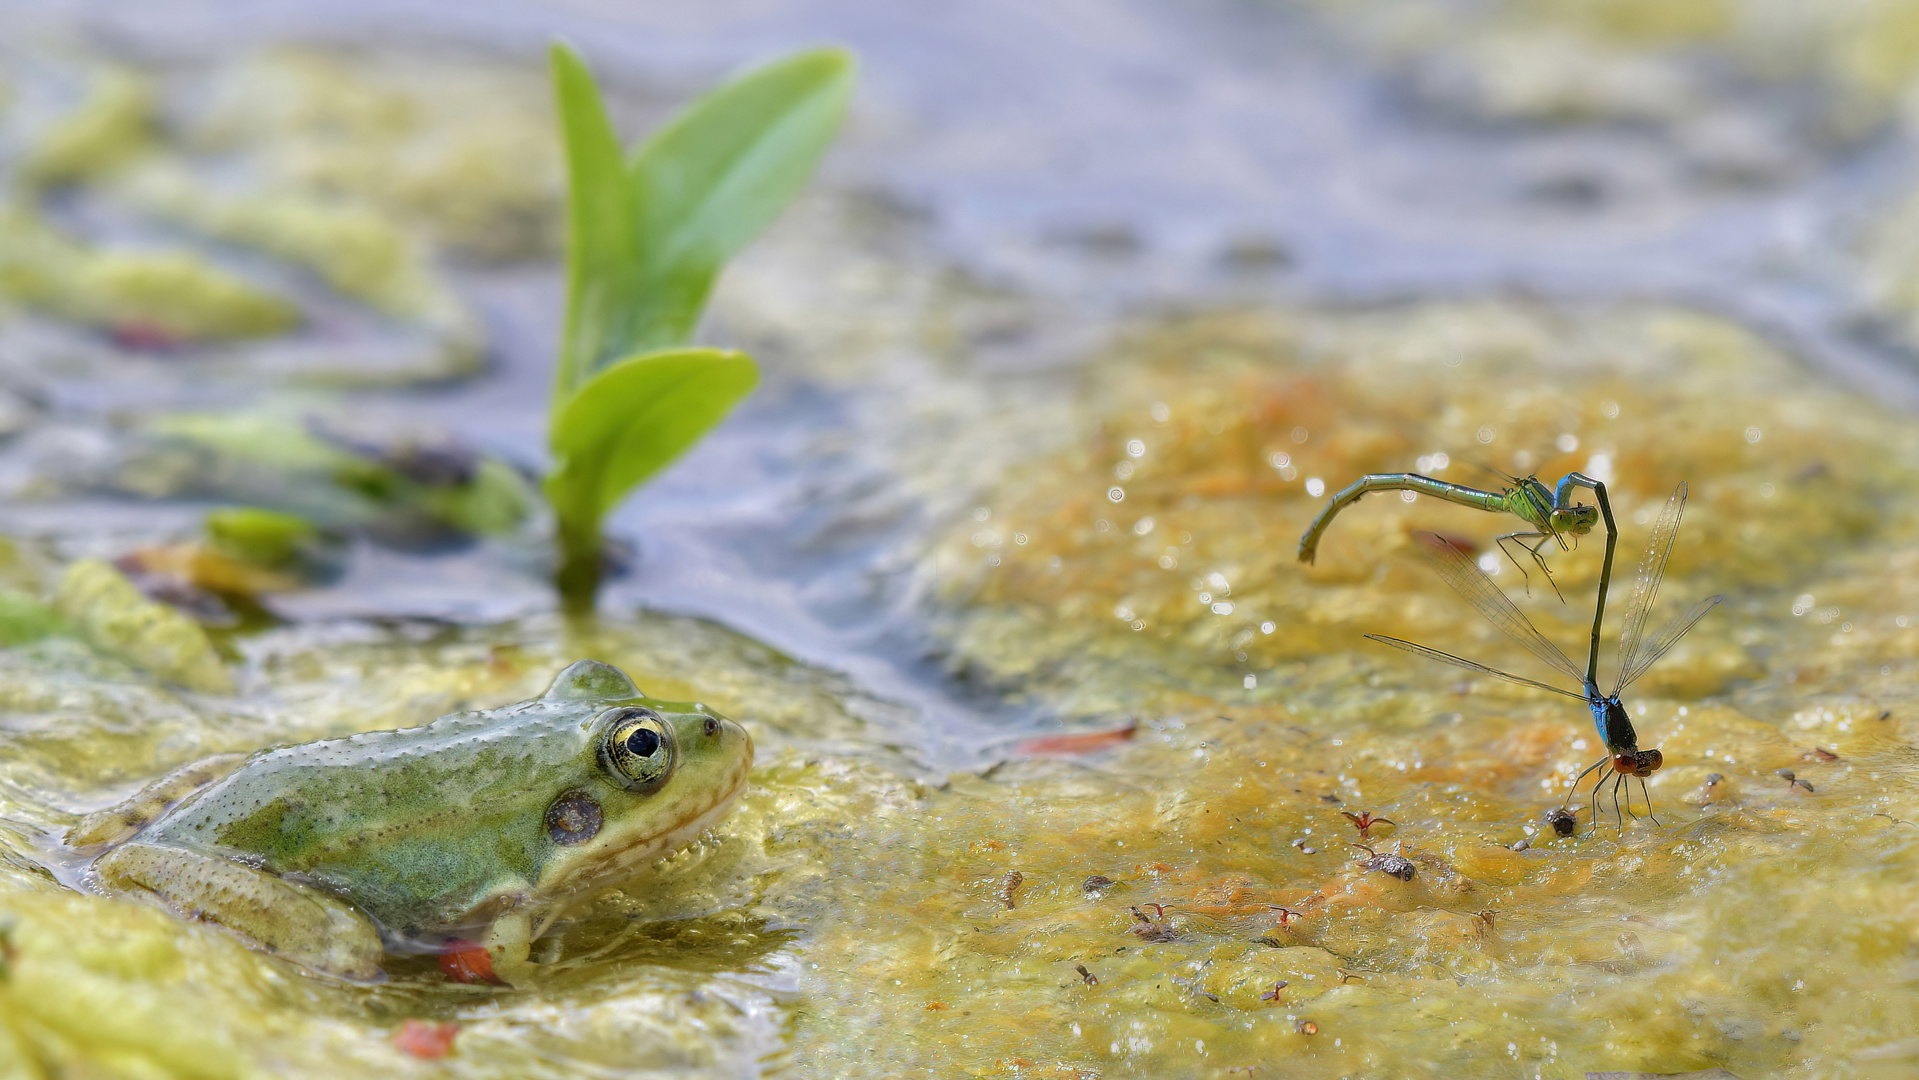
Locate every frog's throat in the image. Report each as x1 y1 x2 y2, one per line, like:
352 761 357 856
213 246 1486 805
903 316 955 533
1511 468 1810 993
533 759 751 902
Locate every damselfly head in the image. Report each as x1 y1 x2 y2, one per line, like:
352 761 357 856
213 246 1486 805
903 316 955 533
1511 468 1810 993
1551 503 1599 535
1611 748 1662 778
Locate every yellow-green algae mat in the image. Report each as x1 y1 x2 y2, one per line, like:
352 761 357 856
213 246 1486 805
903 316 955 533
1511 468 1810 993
4 301 1919 1079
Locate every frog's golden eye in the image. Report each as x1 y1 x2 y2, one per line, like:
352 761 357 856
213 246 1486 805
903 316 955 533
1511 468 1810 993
598 707 675 793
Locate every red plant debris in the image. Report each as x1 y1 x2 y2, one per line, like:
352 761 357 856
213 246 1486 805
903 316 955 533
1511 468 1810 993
438 939 506 985
395 1019 460 1059
1014 722 1138 755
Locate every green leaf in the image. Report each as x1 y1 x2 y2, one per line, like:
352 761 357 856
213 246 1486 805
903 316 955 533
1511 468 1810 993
625 47 855 354
548 44 854 394
543 347 759 538
550 42 642 401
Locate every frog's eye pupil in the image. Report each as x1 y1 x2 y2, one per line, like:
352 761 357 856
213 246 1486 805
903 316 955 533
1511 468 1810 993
624 727 661 757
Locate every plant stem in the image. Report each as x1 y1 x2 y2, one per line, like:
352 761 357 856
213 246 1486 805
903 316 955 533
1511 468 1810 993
555 517 602 613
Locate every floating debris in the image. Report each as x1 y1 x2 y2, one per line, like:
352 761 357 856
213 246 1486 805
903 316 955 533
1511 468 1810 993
1340 810 1396 840
998 871 1024 909
1350 843 1415 881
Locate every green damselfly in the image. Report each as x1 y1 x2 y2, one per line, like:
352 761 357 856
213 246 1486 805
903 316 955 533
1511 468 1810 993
1366 482 1721 832
1297 471 1605 598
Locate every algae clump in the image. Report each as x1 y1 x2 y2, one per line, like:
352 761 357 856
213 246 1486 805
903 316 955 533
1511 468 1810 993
53 560 233 694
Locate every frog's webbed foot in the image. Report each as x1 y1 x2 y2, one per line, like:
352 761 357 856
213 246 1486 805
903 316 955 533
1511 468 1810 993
94 841 386 982
68 753 251 847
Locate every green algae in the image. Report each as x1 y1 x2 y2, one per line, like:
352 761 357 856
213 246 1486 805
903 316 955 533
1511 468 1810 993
52 561 233 695
190 47 563 262
0 208 300 342
17 67 155 187
121 164 478 344
869 301 1919 1078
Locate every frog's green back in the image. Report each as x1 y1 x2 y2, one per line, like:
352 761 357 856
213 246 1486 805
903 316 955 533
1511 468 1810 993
147 700 604 936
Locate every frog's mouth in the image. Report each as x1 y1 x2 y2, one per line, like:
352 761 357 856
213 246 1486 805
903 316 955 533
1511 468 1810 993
531 742 753 901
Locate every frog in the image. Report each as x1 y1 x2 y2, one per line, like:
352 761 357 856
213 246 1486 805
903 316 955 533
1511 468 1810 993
65 659 753 984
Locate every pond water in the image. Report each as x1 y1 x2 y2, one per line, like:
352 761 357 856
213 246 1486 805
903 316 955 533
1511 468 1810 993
3 2 1919 1078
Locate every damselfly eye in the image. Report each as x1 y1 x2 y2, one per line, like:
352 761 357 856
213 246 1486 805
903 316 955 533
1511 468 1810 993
1632 749 1663 777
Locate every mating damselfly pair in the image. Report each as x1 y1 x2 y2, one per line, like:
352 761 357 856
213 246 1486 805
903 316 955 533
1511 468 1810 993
1307 476 1720 833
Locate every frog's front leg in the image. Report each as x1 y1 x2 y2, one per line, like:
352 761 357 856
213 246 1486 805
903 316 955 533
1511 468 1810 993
480 904 537 985
94 841 386 982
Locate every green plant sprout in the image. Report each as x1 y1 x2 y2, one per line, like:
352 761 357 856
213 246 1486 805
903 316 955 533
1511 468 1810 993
545 42 855 608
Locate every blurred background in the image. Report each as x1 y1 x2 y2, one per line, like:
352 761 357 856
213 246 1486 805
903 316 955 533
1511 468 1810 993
5 0 1919 686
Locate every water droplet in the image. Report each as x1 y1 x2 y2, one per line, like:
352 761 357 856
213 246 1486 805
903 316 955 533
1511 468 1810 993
973 507 991 521
1126 439 1146 458
1290 426 1309 444
1244 675 1257 689
1600 399 1620 418
1760 482 1775 498
1476 425 1495 444
1133 516 1155 535
1150 402 1171 423
1305 477 1325 497
1556 433 1579 452
1745 426 1763 443
1260 621 1276 634
1478 553 1502 575
1792 594 1814 616
1108 487 1125 502
1269 451 1292 469
1400 490 1417 503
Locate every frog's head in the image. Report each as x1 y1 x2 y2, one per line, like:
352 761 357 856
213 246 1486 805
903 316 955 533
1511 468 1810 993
528 661 754 901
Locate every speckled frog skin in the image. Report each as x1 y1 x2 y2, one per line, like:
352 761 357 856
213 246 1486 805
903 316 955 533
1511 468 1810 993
67 660 753 983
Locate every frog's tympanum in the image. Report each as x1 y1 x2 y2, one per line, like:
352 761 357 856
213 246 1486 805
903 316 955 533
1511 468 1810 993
66 660 753 983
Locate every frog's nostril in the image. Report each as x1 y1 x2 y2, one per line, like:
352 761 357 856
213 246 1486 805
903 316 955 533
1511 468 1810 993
703 716 720 738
